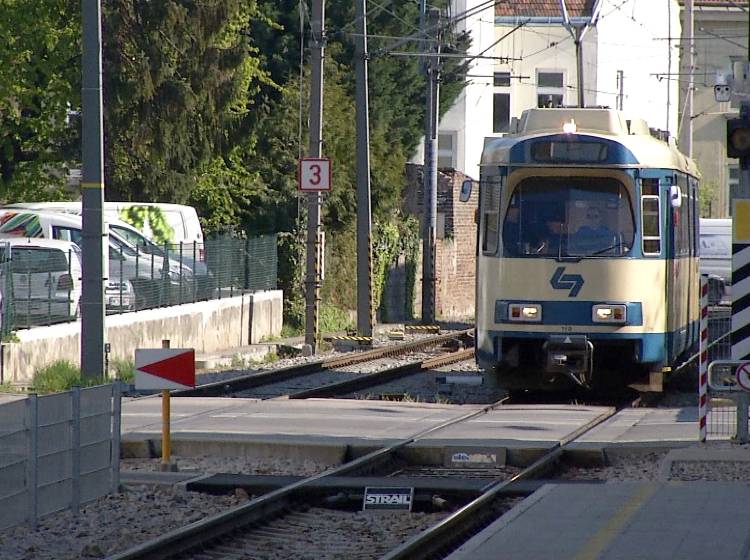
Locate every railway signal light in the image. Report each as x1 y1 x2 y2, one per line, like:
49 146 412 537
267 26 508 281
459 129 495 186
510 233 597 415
727 116 750 167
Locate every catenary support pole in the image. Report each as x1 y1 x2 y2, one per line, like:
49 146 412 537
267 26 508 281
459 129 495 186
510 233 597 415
355 0 373 338
422 7 440 324
81 0 106 382
680 0 694 157
305 0 325 352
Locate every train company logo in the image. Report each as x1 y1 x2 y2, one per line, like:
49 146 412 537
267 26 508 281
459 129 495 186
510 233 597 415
550 267 584 297
363 487 414 511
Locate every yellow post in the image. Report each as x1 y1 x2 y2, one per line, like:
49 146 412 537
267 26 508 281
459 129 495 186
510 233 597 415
161 339 171 470
161 389 170 466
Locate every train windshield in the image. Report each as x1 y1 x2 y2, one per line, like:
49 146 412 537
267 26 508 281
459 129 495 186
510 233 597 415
502 176 635 257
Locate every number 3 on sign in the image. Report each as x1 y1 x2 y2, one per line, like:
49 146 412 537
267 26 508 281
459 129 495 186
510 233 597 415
298 158 332 192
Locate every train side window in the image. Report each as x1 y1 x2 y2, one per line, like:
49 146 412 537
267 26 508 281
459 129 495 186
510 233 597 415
481 176 502 254
641 178 661 255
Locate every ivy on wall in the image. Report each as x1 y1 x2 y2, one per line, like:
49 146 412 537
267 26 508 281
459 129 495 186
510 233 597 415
373 216 420 322
400 216 420 321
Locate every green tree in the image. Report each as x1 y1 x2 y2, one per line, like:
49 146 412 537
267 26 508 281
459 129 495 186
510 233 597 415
0 0 81 201
699 180 719 217
102 0 271 204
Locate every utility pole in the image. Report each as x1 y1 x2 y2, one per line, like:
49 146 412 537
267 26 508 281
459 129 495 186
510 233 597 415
616 70 624 110
355 0 373 338
560 0 602 108
81 0 106 382
421 6 440 325
680 0 694 157
305 0 325 352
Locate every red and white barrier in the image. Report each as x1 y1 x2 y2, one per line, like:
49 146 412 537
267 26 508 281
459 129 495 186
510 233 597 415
699 277 709 442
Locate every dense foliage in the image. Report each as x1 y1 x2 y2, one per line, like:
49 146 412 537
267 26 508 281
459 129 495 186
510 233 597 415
0 0 469 318
0 0 81 201
102 0 271 205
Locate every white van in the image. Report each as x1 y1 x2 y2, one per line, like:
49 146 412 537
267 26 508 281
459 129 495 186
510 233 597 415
1 201 204 248
700 218 731 303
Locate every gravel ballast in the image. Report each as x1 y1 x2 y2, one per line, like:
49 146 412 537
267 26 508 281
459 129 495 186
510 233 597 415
1 446 749 559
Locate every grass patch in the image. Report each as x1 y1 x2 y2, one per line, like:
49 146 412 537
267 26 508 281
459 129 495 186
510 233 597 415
319 303 353 334
111 359 135 383
280 302 352 339
263 352 279 364
32 360 99 393
281 322 302 338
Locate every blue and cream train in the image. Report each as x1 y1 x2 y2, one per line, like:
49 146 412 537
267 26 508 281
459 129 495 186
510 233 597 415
470 108 700 392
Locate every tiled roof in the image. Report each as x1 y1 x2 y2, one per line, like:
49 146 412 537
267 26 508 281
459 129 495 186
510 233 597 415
495 0 595 18
677 0 746 6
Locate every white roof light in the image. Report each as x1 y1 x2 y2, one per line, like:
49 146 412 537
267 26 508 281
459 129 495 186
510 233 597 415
562 119 577 134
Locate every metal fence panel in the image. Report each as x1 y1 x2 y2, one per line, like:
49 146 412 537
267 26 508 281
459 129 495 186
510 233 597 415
0 384 120 529
38 478 72 517
80 465 114 504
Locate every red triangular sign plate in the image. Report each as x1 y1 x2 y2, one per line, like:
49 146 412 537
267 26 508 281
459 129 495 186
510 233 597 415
139 350 195 387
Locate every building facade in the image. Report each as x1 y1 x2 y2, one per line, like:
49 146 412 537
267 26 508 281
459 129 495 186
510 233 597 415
421 0 682 182
679 0 746 217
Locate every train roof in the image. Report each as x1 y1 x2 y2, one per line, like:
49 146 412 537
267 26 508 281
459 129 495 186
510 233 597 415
481 108 700 177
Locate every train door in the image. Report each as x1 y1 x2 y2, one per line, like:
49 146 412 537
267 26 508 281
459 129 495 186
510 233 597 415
667 173 691 361
688 176 700 352
639 170 669 366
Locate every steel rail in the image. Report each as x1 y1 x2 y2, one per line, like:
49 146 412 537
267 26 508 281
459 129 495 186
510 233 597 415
106 394 508 560
381 405 621 560
288 347 476 399
171 329 473 397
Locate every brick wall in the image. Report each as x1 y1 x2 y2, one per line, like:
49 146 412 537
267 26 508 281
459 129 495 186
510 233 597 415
383 164 478 321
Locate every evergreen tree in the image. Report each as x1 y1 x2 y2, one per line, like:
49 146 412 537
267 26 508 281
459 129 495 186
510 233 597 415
102 0 270 203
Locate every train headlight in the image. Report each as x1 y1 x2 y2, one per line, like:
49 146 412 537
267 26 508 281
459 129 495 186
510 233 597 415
509 303 542 322
562 119 577 134
592 304 627 324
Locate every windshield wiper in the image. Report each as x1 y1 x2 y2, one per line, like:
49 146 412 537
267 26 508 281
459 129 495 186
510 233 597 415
588 243 627 257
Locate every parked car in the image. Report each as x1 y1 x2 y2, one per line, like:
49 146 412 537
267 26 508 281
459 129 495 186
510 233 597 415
0 211 194 309
0 238 82 325
106 220 212 300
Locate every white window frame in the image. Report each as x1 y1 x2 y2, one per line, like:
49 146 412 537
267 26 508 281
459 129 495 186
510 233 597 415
493 71 511 134
437 132 456 169
536 69 565 108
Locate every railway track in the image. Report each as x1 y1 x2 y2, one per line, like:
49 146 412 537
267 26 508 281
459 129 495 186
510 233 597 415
169 329 474 400
108 398 628 560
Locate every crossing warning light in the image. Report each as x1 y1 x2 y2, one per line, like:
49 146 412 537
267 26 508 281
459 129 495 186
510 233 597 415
727 116 750 164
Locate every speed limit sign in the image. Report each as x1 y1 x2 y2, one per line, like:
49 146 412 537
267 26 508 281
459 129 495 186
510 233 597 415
298 158 332 192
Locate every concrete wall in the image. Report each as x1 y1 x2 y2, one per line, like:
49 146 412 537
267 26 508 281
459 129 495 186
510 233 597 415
1 290 283 384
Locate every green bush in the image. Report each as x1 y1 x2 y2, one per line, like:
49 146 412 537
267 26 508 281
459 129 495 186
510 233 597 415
319 303 353 334
32 361 97 393
111 359 135 383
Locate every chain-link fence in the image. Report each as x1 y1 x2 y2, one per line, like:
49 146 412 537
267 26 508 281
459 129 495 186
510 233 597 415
0 234 277 335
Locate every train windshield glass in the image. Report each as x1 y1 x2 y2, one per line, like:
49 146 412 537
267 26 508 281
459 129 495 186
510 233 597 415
503 176 635 257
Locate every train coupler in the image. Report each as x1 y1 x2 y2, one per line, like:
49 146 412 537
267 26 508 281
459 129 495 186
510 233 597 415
543 335 594 388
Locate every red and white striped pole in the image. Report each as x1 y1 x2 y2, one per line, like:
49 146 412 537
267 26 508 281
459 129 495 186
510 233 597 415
699 276 709 442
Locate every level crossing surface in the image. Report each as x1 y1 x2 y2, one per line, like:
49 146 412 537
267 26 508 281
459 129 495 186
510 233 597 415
120 397 703 453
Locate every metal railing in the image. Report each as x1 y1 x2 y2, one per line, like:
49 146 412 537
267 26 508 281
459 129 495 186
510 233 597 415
0 384 121 529
0 234 277 334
